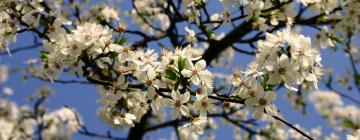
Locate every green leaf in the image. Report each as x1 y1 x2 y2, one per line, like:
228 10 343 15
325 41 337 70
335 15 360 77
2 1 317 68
266 84 276 91
174 77 181 91
111 52 119 59
177 57 187 72
164 67 179 81
118 36 128 45
206 29 216 40
342 119 354 128
40 50 50 62
355 74 360 86
262 73 269 88
113 35 128 45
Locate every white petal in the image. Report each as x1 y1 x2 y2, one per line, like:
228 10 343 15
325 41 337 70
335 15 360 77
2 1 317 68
164 98 175 106
180 105 190 117
199 109 207 119
180 92 191 103
279 54 289 65
125 118 134 127
265 91 277 101
113 118 120 125
284 83 298 92
245 98 256 107
193 101 201 112
191 76 201 85
199 70 212 79
265 63 275 71
181 69 193 77
253 108 264 119
195 60 206 70
147 69 157 80
125 113 136 120
94 47 103 53
305 73 317 81
171 90 178 100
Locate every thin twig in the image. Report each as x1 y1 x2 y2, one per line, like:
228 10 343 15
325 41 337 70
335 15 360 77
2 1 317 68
271 115 314 140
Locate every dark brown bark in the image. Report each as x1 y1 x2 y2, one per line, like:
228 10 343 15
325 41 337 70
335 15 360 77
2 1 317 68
126 112 151 140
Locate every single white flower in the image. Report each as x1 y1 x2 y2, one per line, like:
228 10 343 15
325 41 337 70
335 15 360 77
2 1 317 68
186 9 200 25
181 118 207 135
181 59 212 85
245 91 277 119
185 26 197 43
113 113 136 127
265 54 300 91
100 6 120 22
164 90 191 119
132 92 149 116
193 97 217 119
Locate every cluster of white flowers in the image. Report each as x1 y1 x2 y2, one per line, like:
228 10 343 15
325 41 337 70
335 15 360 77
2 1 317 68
229 26 323 118
0 96 82 139
347 129 360 140
310 90 360 131
127 0 170 33
0 11 17 52
78 4 121 24
100 6 120 22
0 64 14 96
182 0 205 25
94 45 214 131
40 21 113 80
42 107 82 139
21 16 324 137
0 98 36 140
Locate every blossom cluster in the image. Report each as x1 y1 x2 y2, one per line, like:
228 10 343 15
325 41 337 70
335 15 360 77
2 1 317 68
0 11 17 52
229 26 324 118
0 88 82 140
309 90 360 131
28 20 322 138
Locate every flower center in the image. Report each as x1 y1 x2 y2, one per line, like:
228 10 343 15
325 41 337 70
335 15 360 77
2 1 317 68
258 98 267 106
278 68 286 75
248 90 255 97
140 102 145 107
146 80 153 86
153 93 159 99
201 101 208 108
120 113 125 118
196 88 205 95
192 69 199 75
175 100 181 107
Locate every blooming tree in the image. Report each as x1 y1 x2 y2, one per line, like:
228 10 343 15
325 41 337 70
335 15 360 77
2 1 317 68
1 0 360 140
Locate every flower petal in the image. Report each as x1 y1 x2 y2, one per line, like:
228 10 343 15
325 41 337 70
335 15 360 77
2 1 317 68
195 60 206 70
180 105 190 117
181 91 191 103
181 69 193 77
125 113 136 120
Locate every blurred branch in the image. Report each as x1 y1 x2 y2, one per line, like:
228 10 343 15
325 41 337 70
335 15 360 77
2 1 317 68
223 113 258 137
72 108 125 140
0 43 42 56
345 34 360 95
323 76 360 105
